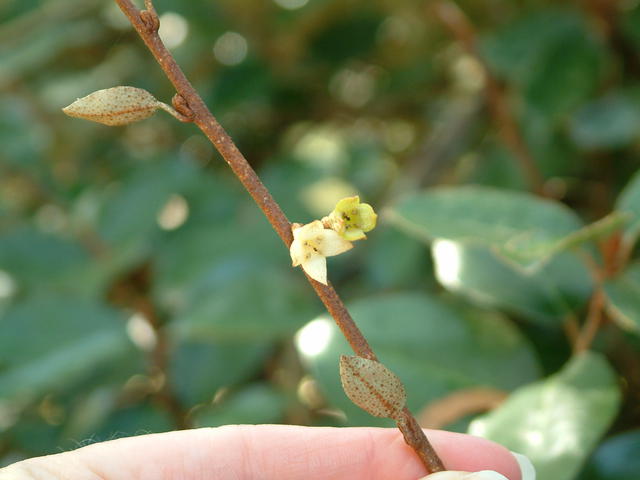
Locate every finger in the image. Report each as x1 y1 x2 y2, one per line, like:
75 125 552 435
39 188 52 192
0 426 522 480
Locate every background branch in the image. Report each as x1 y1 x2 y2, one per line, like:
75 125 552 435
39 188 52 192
431 0 545 195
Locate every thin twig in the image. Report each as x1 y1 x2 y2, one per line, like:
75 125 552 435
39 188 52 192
107 264 190 429
113 0 445 473
137 295 191 430
431 1 545 195
574 244 608 354
578 0 640 77
574 288 605 353
563 313 581 348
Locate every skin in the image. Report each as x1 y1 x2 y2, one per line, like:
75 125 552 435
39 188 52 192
0 426 522 480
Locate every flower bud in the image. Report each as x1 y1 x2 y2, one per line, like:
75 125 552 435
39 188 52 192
63 86 163 126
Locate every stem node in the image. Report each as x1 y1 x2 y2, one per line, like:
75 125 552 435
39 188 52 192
172 93 195 122
140 7 159 33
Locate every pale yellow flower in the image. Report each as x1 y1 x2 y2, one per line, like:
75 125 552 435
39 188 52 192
290 220 353 284
325 195 377 241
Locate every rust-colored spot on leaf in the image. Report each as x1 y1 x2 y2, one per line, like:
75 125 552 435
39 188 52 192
339 355 406 419
62 86 161 126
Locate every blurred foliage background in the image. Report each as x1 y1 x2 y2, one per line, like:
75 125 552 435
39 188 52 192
2 0 640 478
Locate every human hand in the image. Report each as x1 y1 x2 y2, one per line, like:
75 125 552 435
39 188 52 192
0 425 533 479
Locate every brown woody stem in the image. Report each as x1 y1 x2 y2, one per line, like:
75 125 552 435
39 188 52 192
113 0 445 473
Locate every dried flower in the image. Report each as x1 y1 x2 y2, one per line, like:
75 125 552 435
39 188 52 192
290 220 353 285
325 196 377 241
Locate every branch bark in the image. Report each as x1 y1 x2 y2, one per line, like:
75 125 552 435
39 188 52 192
113 0 445 473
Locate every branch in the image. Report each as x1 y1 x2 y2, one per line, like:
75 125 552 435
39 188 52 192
431 1 545 195
574 287 605 353
107 263 190 429
113 0 445 473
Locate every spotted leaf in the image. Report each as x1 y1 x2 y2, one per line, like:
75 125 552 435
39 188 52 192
339 355 406 419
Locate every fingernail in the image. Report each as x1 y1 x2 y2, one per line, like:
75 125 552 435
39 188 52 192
510 451 536 480
419 471 508 479
511 451 536 480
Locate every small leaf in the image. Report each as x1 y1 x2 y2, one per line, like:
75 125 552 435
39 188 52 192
617 169 640 243
388 186 619 270
469 352 621 480
62 86 162 126
581 429 640 480
339 355 406 419
603 262 640 335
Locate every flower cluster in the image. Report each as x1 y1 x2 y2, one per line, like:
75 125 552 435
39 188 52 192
290 196 377 285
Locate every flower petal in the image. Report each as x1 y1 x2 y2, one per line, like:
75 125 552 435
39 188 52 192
293 220 324 241
356 202 377 232
290 238 307 267
343 228 366 242
319 229 353 257
302 253 327 284
334 195 360 213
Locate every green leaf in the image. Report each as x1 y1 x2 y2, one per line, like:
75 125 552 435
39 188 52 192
603 262 640 334
192 383 286 427
524 31 602 118
0 226 117 297
480 9 585 84
469 353 621 480
620 5 640 52
309 11 382 63
570 93 640 150
579 430 640 480
0 96 50 165
481 9 604 118
0 295 134 402
154 215 287 314
431 240 592 325
388 186 585 269
363 225 432 290
297 293 540 427
169 340 272 407
97 160 196 271
171 267 315 342
616 170 640 243
0 227 87 288
91 403 173 442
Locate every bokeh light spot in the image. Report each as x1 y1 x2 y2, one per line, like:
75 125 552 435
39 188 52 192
158 12 189 49
295 317 334 357
330 67 377 108
0 270 17 300
293 127 348 169
126 313 157 351
213 32 248 66
432 239 463 288
157 194 189 230
274 0 309 10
